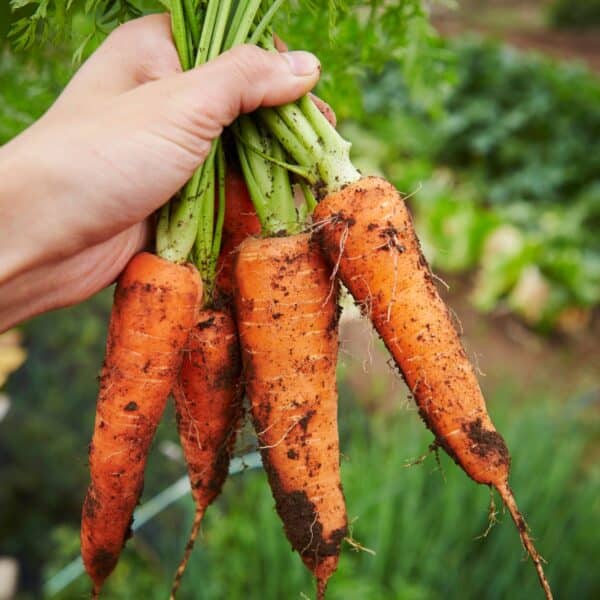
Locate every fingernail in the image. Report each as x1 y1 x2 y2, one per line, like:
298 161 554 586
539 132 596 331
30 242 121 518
283 51 320 76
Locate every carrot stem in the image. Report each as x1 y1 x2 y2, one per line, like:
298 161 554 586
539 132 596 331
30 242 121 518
211 141 226 267
224 0 264 49
171 0 191 70
252 35 360 194
182 0 201 48
258 107 316 172
235 116 299 235
249 0 286 44
496 483 553 600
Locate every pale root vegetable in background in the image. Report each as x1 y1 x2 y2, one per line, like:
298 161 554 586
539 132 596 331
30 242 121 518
314 176 553 600
81 252 202 596
234 233 347 600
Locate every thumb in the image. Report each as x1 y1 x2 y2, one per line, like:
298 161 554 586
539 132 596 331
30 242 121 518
169 45 321 136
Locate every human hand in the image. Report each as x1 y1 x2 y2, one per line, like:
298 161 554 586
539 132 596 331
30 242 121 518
0 14 321 331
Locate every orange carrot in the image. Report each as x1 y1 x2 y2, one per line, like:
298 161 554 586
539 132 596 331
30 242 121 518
314 176 553 600
81 252 202 595
234 233 347 599
169 308 243 597
216 169 261 298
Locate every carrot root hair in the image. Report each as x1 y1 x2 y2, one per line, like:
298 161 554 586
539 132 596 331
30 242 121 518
497 483 553 600
169 508 206 600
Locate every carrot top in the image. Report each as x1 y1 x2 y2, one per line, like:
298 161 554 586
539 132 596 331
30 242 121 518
155 1 286 299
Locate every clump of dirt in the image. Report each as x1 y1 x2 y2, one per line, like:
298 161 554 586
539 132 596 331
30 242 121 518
464 417 510 467
261 452 347 569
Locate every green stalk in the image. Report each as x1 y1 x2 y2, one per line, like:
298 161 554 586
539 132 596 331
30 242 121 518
260 100 360 194
212 143 227 266
224 0 263 49
300 180 317 213
183 0 200 48
207 0 233 60
237 142 271 227
238 117 273 196
195 0 220 65
257 108 316 171
171 0 191 70
255 29 361 194
234 129 315 182
270 132 299 232
235 118 298 237
248 0 286 45
194 146 218 296
158 0 294 272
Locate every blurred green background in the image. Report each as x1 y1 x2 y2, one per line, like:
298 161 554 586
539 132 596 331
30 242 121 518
1 1 599 599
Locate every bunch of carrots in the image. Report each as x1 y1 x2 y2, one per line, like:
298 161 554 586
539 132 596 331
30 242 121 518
79 2 554 599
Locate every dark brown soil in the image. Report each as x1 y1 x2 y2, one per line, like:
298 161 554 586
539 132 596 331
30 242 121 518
463 417 510 468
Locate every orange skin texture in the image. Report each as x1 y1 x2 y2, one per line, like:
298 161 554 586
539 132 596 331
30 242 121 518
173 309 244 512
81 252 202 589
314 177 510 487
216 169 261 298
234 233 347 596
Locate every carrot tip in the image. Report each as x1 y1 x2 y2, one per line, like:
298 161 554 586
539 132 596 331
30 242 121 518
170 508 206 600
496 483 554 600
316 576 328 600
91 584 100 600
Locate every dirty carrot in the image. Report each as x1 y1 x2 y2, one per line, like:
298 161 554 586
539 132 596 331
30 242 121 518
313 176 553 600
81 252 202 595
234 233 347 599
169 308 243 598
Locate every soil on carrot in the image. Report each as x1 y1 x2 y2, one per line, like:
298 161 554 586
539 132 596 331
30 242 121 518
463 417 510 467
260 453 346 567
90 548 118 581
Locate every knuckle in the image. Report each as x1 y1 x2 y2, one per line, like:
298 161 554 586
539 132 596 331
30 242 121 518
108 16 180 81
107 14 169 49
227 45 274 80
107 19 138 44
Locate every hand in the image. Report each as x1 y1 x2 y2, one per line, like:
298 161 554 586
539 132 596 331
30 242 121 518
0 14 321 331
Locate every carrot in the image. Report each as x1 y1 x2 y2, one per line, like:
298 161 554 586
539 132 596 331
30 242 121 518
234 233 347 600
169 308 243 598
215 168 261 298
313 176 553 600
81 252 202 595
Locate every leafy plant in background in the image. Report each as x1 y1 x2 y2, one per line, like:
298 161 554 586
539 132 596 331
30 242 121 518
7 0 449 114
347 38 600 332
548 0 600 28
1 4 599 597
45 385 600 599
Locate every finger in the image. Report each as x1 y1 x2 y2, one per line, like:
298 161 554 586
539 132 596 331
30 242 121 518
309 93 337 127
273 34 289 52
271 37 335 126
171 45 321 136
54 14 181 110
